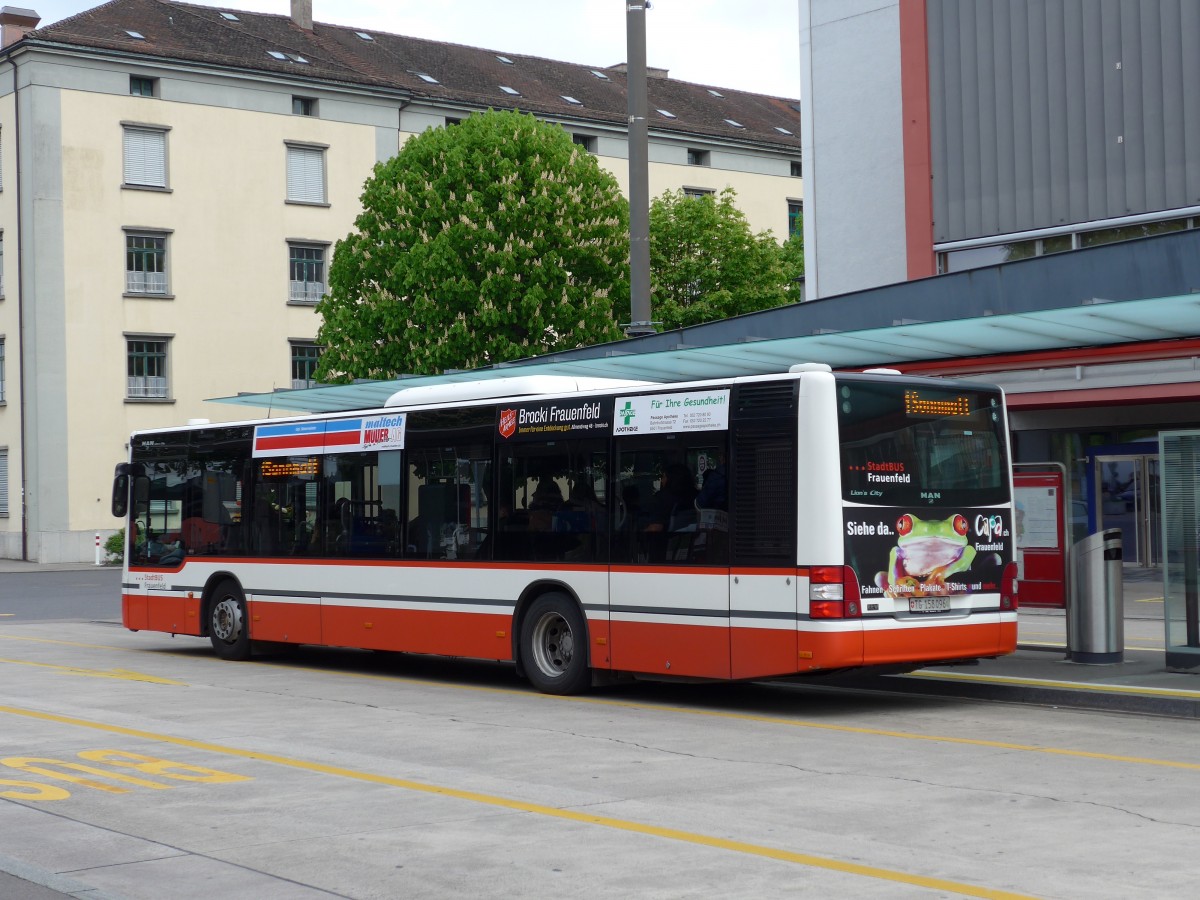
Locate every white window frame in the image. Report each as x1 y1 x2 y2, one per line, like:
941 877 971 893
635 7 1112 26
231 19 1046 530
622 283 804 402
125 335 172 401
286 142 327 205
122 123 169 189
290 340 323 389
123 228 172 296
287 240 328 304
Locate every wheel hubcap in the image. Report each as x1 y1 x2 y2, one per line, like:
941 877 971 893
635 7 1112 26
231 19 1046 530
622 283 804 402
531 611 574 678
212 597 243 643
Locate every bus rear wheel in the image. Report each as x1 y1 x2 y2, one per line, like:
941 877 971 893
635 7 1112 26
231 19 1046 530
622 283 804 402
521 594 590 695
209 580 251 661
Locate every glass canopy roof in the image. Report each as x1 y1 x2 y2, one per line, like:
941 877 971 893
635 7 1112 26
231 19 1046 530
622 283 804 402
210 292 1200 415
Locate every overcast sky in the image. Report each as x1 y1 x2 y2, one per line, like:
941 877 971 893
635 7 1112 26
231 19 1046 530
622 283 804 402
27 0 801 98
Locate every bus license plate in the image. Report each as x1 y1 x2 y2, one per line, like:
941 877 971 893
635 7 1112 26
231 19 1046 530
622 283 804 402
909 597 950 613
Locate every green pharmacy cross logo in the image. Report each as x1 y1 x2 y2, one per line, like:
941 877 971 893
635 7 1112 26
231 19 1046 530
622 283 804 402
620 401 636 426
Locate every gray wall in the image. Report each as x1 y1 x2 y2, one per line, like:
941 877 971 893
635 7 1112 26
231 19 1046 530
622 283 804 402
799 0 908 299
929 0 1200 244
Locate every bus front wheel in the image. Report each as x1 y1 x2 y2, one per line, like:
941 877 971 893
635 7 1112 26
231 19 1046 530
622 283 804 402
521 593 590 695
209 580 251 661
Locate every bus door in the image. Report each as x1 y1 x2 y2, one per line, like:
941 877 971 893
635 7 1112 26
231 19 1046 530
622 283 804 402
610 430 731 680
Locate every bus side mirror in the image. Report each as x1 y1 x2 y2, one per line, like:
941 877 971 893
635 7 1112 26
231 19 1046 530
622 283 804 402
112 473 130 519
112 468 130 518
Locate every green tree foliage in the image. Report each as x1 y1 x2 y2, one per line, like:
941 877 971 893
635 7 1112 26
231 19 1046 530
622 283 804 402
314 110 630 380
779 230 805 303
648 187 795 329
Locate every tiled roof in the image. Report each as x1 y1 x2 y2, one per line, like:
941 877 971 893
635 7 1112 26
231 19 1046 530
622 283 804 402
21 0 802 152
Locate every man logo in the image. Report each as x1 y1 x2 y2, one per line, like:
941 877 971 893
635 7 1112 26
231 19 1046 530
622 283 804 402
498 408 517 439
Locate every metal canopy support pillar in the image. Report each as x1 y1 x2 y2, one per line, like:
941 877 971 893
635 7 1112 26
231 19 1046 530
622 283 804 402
625 2 655 337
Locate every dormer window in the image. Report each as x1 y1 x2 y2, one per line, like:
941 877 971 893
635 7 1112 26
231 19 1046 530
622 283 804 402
416 73 439 84
125 30 144 40
591 70 610 80
220 12 239 21
268 51 287 60
499 85 520 95
708 89 723 98
561 95 582 106
656 108 676 119
356 31 374 41
496 55 514 64
724 119 745 129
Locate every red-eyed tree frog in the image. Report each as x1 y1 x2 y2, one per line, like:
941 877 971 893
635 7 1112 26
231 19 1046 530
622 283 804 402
876 513 976 598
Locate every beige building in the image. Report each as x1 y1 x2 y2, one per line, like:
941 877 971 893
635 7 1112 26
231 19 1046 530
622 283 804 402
0 0 803 561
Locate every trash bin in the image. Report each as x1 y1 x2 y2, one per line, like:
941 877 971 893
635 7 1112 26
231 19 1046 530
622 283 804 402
1067 528 1124 664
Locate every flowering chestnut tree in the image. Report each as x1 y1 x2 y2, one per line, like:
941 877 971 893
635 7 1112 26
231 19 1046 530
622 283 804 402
314 110 629 380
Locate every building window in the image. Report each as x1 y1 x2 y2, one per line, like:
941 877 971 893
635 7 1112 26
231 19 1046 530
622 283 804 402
126 338 169 400
936 214 1200 274
291 342 323 389
292 96 316 116
125 233 168 295
0 446 8 517
687 148 710 166
1 232 5 298
286 143 326 204
788 201 803 238
0 336 5 404
445 116 462 128
684 187 714 200
122 125 168 188
572 134 596 153
288 243 326 303
791 160 802 178
130 76 156 97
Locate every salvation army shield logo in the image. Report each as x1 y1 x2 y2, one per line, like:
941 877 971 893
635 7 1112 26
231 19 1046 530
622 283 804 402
498 408 517 439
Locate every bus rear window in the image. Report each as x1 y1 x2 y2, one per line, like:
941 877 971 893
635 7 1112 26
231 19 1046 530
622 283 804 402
836 378 1009 507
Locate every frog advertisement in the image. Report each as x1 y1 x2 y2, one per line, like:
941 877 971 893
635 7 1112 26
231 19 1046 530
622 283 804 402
845 509 1011 600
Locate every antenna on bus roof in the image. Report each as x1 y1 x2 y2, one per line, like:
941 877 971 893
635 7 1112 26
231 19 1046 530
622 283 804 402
788 363 832 373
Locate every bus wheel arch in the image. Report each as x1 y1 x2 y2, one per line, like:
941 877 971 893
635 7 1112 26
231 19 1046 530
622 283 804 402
514 585 590 695
204 575 251 661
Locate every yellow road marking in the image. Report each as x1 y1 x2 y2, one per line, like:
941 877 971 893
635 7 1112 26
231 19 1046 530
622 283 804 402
0 634 135 651
1019 638 1166 651
4 633 1195 770
911 669 1199 702
0 703 1034 899
0 658 184 685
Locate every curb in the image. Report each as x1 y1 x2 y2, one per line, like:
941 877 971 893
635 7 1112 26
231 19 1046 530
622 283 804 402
836 671 1200 719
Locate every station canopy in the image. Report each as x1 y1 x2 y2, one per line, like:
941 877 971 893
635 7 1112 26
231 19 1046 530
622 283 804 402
210 293 1200 415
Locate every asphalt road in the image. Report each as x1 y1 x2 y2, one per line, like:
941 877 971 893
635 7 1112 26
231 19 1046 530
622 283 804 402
0 569 122 621
2 604 1198 899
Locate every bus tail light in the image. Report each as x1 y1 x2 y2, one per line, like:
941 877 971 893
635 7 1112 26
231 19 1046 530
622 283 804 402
1000 561 1019 611
809 566 862 619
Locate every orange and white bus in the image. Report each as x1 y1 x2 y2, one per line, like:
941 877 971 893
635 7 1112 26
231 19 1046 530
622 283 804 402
111 364 1017 694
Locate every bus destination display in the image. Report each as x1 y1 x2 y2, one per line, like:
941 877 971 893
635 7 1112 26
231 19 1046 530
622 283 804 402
904 390 972 419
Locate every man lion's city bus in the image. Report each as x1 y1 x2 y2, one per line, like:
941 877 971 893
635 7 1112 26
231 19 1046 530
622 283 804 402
112 365 1017 694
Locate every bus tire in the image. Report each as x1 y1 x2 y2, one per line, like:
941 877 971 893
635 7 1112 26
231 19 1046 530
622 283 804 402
208 579 251 661
521 593 590 695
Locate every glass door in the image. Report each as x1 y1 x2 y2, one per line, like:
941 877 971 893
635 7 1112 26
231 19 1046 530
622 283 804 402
1095 454 1161 567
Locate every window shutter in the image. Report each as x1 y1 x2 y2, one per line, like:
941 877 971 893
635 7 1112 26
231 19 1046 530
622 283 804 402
0 448 8 517
123 128 166 187
286 146 325 203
